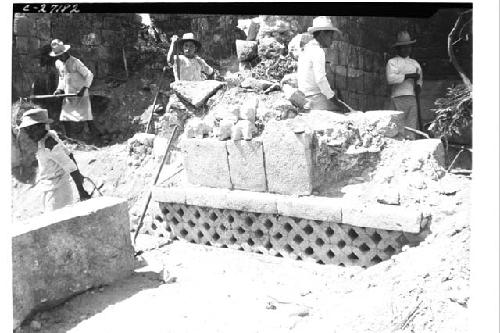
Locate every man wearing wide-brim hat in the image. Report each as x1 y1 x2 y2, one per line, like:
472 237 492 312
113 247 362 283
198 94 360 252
50 39 100 142
18 107 91 212
386 31 423 139
166 32 214 81
297 16 348 112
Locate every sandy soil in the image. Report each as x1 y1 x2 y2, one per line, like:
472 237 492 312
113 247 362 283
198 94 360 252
13 144 471 332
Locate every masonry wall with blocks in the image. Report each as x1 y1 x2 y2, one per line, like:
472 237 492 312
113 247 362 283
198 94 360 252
180 110 449 197
145 186 430 267
12 197 135 329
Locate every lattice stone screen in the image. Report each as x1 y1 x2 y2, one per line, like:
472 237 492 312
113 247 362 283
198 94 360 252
145 202 409 267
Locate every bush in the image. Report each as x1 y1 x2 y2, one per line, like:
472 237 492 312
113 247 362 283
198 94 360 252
428 84 472 140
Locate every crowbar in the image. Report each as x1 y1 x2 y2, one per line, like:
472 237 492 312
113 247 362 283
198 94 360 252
133 125 178 244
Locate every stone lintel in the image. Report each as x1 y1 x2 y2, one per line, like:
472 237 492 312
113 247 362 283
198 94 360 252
153 186 426 233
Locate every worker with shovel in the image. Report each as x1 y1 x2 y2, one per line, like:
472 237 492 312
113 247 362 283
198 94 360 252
386 31 423 139
50 39 101 143
297 16 351 113
18 108 91 212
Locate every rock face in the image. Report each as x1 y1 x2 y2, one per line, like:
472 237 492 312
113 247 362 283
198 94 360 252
171 80 226 108
295 110 406 192
12 197 135 329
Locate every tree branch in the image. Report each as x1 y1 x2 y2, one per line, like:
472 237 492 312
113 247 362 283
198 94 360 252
448 10 472 89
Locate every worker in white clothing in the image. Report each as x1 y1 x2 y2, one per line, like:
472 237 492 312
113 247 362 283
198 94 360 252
297 16 348 112
18 108 91 212
50 39 100 142
386 31 423 139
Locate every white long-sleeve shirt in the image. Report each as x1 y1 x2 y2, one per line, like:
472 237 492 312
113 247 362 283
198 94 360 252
56 56 94 92
386 56 423 98
297 39 335 99
36 130 77 191
172 55 214 81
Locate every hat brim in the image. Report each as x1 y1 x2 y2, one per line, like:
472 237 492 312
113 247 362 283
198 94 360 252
307 26 342 34
180 39 201 50
19 118 53 129
392 40 416 47
49 45 71 57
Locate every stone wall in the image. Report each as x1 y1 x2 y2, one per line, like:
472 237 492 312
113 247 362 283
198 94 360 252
12 10 470 109
150 14 244 66
322 9 470 111
12 13 142 100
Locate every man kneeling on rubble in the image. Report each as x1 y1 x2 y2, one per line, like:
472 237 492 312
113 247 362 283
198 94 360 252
18 108 91 212
297 16 348 113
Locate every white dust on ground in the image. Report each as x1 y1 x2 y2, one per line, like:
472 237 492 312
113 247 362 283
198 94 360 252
16 171 470 333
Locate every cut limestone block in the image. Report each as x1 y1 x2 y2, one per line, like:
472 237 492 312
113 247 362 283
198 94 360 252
227 139 267 192
184 186 231 208
12 197 134 329
276 195 342 222
236 39 258 62
262 120 314 195
341 201 425 233
152 186 187 204
150 185 428 234
181 138 232 189
153 186 278 214
171 80 225 108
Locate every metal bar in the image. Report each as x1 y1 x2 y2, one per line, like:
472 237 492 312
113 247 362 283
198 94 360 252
29 94 78 99
133 125 178 244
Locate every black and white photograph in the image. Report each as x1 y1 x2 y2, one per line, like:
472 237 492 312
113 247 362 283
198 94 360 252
5 1 499 332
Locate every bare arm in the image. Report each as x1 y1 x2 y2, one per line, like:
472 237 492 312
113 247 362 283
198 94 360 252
167 35 179 65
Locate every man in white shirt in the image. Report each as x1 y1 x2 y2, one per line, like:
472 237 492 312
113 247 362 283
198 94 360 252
18 108 91 212
297 16 346 112
386 31 423 139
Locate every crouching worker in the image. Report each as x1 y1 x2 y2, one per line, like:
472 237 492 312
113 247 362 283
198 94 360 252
18 108 91 212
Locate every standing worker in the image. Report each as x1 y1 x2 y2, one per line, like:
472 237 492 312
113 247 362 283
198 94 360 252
166 32 214 81
18 108 91 212
386 31 423 139
165 33 215 113
297 16 348 112
50 39 100 142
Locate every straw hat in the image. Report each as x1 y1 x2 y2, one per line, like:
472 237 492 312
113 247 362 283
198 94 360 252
179 33 201 50
392 31 416 47
49 39 71 57
307 16 342 34
19 108 53 128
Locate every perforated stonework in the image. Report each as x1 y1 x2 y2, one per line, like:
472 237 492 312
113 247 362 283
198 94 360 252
145 202 408 267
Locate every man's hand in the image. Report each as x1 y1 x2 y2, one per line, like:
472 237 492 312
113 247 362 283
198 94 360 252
53 89 64 95
79 189 92 201
171 35 179 43
77 87 87 97
405 72 420 80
